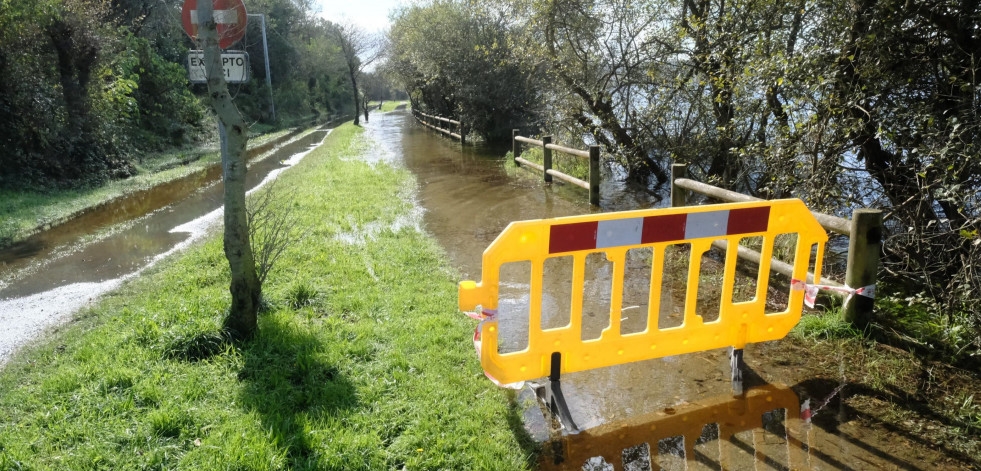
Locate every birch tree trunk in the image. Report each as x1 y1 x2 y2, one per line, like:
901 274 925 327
197 2 260 339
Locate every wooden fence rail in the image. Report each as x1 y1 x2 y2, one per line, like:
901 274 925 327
671 164 882 326
411 109 465 144
512 130 601 206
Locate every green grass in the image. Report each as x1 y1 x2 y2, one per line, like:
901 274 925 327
0 128 295 249
791 309 863 340
0 123 536 470
371 101 409 113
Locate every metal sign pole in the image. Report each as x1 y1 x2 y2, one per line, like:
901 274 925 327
249 13 276 121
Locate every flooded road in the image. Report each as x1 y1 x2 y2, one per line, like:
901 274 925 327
366 111 965 470
0 127 332 362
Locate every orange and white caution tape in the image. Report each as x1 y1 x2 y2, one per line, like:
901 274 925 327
791 279 875 309
465 308 524 390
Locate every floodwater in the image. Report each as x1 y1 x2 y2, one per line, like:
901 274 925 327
365 110 967 470
0 110 964 469
0 126 332 362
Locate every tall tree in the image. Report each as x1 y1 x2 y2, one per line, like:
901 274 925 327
196 2 261 339
387 0 542 140
333 22 380 126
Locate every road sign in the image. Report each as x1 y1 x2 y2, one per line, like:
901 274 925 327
181 0 248 50
187 51 250 84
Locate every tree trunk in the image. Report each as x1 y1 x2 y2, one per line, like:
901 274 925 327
198 2 260 340
47 18 97 163
348 66 360 125
362 93 370 123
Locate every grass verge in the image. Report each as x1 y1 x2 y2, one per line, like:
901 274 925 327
0 127 296 250
0 123 536 470
371 101 409 113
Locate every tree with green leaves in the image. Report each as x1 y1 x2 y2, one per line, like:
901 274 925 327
387 0 543 141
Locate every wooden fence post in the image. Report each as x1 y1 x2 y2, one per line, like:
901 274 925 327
513 129 521 166
671 163 688 207
589 145 600 206
542 136 553 183
843 209 883 327
460 122 466 145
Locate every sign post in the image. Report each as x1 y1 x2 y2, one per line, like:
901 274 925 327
181 0 250 179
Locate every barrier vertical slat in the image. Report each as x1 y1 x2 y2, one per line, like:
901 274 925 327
647 246 666 334
756 237 776 305
529 261 545 353
720 237 740 318
790 236 814 310
570 253 587 342
684 242 709 327
607 250 626 338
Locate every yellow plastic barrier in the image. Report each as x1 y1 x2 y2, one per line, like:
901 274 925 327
459 199 827 385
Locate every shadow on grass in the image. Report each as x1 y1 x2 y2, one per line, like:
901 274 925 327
238 317 357 469
505 389 542 469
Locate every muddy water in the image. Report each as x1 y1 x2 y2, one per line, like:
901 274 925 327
367 111 958 470
0 127 331 362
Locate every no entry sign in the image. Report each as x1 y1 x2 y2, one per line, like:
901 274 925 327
182 0 248 50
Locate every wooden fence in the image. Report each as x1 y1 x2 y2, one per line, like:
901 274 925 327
411 109 465 143
671 164 883 326
512 130 601 206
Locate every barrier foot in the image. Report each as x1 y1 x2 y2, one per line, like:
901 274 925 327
544 352 579 433
730 347 744 396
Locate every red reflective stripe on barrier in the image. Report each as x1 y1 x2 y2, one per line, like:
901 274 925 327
727 206 770 235
549 221 597 254
642 213 687 244
549 207 770 254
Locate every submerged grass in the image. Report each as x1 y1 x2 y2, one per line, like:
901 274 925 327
0 123 535 470
0 128 293 250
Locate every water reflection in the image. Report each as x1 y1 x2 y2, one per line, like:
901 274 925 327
541 384 803 470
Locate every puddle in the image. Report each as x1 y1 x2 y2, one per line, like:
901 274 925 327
0 127 333 364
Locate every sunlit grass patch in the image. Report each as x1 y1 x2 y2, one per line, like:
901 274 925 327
791 309 863 340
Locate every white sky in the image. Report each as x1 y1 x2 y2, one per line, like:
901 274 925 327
315 0 406 33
